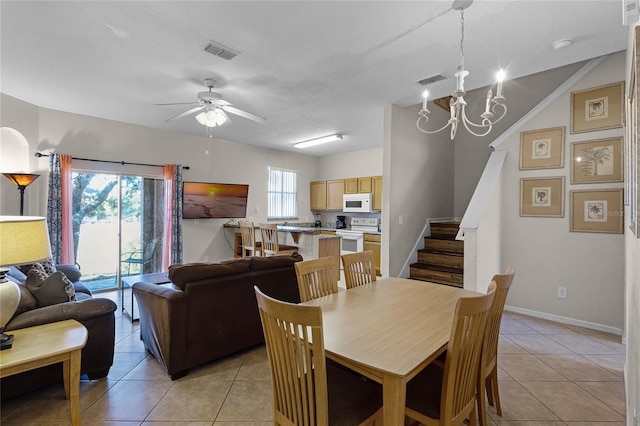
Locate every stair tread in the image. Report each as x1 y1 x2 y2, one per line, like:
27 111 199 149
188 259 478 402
410 262 464 274
418 248 464 256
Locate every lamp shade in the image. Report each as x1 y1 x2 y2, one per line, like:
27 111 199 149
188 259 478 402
0 216 52 267
2 173 40 188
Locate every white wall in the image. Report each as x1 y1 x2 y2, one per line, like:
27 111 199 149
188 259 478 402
384 103 454 277
1 93 319 263
624 22 639 426
317 147 382 180
499 52 625 330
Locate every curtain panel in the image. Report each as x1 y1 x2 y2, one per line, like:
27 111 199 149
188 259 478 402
162 164 183 270
47 153 74 264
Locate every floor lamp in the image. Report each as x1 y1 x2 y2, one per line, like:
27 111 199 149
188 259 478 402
0 216 52 350
2 173 40 216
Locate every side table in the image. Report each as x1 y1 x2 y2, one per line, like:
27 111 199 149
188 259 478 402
121 272 171 321
0 320 88 425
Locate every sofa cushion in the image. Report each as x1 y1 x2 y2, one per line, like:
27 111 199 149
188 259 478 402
14 283 38 317
169 260 252 290
25 269 76 307
249 253 303 271
7 266 27 285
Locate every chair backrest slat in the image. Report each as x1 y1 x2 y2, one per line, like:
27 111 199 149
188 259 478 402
441 282 496 425
295 256 339 302
341 251 376 289
255 286 328 425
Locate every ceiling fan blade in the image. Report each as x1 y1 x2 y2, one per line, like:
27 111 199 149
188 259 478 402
222 105 267 124
165 106 205 122
155 102 200 106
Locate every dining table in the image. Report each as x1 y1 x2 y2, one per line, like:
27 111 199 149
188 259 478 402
300 276 478 426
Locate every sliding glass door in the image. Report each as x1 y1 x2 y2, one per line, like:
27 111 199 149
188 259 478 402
72 171 164 292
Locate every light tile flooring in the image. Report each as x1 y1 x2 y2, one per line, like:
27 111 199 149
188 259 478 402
0 290 627 425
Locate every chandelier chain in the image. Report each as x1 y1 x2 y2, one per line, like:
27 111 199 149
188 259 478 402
459 9 465 70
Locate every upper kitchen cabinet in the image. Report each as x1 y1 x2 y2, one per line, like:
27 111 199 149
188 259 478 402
310 181 327 210
345 177 372 194
310 179 344 211
326 179 344 210
372 176 382 211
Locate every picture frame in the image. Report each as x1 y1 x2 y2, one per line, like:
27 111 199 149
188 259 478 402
570 188 624 234
571 82 624 134
433 96 452 112
520 177 565 217
570 137 623 184
520 127 565 170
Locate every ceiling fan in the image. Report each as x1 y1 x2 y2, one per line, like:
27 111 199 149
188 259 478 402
156 78 266 127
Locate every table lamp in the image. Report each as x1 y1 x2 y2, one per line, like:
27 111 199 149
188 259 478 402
2 173 40 216
0 216 51 350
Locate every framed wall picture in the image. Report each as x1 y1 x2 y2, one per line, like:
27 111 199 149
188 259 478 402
570 137 623 184
520 127 565 170
570 188 624 234
520 177 565 217
571 82 624 134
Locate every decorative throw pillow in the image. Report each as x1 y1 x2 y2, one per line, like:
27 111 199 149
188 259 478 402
25 269 76 307
31 257 57 276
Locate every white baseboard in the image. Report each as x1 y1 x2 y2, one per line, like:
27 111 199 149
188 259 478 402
504 305 624 337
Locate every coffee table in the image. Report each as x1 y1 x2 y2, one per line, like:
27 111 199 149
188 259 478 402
0 320 87 426
121 272 171 321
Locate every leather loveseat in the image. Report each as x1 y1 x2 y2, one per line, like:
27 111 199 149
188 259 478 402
133 253 302 379
2 264 117 400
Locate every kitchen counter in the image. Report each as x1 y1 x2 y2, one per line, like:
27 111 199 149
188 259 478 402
224 222 338 235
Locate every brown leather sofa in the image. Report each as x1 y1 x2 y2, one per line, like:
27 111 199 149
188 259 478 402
133 253 302 379
2 264 117 400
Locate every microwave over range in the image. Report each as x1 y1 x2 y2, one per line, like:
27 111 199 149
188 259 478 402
343 193 372 213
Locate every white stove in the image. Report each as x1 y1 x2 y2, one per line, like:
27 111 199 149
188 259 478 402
335 218 380 259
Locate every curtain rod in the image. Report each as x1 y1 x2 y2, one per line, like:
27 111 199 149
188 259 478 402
34 152 190 170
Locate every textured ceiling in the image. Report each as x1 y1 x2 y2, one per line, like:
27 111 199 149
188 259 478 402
0 1 629 156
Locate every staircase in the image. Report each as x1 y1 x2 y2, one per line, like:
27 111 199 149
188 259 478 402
409 221 463 288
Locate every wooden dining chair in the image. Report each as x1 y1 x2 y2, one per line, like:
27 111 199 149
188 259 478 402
477 266 516 426
254 286 382 426
341 251 377 289
404 282 496 426
259 222 297 256
238 220 262 257
295 256 339 302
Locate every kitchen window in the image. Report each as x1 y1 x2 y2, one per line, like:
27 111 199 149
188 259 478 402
267 167 298 220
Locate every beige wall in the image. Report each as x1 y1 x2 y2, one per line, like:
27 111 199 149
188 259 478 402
384 103 454 277
1 93 319 263
498 52 625 330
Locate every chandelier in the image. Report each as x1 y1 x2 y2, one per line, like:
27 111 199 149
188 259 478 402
417 0 507 139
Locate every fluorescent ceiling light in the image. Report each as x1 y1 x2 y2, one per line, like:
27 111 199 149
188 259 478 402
294 134 343 149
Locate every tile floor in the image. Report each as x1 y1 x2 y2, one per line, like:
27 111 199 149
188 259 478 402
0 290 627 425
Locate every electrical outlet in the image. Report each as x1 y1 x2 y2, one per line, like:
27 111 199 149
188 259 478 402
399 215 404 225
204 255 210 262
557 287 567 299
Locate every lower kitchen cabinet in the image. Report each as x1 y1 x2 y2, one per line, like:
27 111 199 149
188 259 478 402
364 233 381 276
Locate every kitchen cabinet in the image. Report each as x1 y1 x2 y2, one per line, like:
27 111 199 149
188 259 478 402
357 177 372 193
326 179 344 210
364 233 381 276
344 178 358 194
318 237 341 282
310 179 343 211
310 181 327 210
372 175 382 211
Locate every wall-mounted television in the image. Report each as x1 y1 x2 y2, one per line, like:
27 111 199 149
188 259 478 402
182 182 249 219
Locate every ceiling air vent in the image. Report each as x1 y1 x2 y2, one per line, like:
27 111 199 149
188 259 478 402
204 41 240 61
416 73 448 86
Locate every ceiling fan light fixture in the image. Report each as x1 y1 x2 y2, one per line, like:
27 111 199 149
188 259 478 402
196 108 228 127
294 134 343 149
